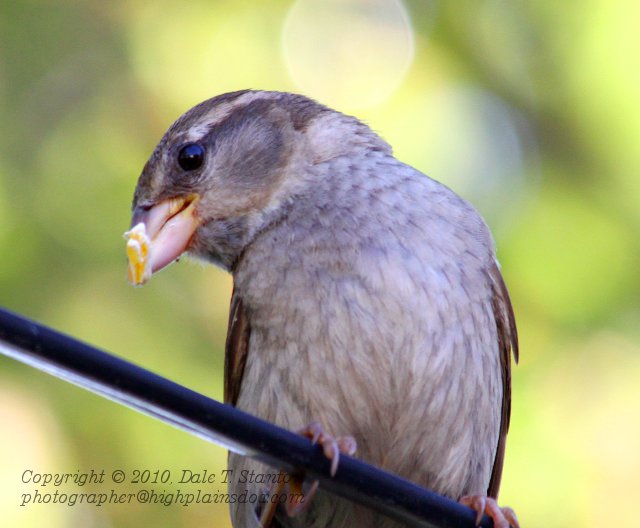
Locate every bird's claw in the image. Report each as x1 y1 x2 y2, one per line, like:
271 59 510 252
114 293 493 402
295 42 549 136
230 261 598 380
459 495 519 528
298 421 357 476
283 423 356 516
258 423 357 527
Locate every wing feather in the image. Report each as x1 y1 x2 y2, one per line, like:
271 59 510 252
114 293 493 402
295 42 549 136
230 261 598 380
224 286 251 406
487 262 519 498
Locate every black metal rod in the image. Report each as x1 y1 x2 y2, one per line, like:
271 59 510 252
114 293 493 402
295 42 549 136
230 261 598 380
0 306 493 527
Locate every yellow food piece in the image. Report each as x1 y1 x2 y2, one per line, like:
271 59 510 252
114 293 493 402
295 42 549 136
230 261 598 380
124 223 152 286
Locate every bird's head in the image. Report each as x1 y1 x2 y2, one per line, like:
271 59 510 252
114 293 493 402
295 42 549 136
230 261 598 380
126 90 390 285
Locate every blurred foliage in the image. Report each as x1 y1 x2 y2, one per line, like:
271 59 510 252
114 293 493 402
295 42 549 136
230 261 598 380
1 1 639 527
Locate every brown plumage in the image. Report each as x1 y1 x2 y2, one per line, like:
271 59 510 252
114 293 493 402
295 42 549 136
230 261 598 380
127 90 519 528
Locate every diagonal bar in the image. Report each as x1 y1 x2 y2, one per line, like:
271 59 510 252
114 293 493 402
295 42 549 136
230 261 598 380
0 306 493 528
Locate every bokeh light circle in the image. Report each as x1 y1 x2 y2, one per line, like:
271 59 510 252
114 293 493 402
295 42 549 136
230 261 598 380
282 0 415 109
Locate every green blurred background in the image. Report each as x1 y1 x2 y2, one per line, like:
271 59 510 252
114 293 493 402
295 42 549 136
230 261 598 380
1 1 639 526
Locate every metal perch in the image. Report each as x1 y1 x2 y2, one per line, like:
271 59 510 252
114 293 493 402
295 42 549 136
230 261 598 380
0 306 495 528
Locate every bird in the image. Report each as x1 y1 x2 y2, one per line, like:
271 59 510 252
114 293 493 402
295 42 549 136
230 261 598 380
125 89 519 528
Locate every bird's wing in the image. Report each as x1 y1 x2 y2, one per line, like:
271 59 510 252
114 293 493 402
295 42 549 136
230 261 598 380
487 261 519 498
224 285 251 406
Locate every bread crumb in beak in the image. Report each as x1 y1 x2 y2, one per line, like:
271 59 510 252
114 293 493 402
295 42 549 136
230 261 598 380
124 223 152 286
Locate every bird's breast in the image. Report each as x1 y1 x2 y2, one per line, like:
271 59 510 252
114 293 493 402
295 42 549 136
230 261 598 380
232 184 502 496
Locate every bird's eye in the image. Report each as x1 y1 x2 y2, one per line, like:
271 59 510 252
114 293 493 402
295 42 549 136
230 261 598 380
177 143 205 171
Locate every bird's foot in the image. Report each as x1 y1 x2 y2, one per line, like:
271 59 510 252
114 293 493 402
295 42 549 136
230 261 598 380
281 422 356 517
459 495 519 528
298 421 357 477
258 422 357 527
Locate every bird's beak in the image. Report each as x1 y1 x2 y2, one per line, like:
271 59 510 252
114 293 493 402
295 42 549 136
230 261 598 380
124 194 201 286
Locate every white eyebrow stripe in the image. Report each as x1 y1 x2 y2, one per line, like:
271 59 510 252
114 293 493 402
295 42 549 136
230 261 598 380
184 91 282 142
185 121 213 141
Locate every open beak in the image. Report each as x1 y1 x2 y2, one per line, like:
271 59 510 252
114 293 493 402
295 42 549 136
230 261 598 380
124 195 201 286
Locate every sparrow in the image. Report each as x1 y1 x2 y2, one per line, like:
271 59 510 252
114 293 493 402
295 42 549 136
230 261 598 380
126 90 519 528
